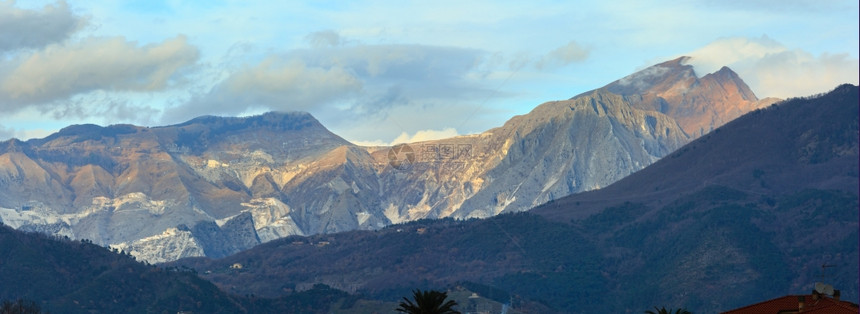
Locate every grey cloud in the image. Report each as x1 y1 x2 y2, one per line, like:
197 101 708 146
165 42 498 125
348 85 408 119
297 44 497 114
42 96 161 126
0 1 85 52
0 36 199 110
536 41 590 69
163 57 363 123
291 44 483 81
305 30 342 48
507 52 532 71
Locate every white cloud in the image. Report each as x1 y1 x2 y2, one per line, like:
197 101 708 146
685 36 785 74
0 0 85 52
348 139 390 147
391 127 460 144
536 41 590 69
348 127 460 146
615 65 671 90
686 36 859 98
0 36 199 110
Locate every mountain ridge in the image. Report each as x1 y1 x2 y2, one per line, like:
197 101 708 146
0 59 772 262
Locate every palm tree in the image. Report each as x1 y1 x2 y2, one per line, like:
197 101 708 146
396 289 460 314
645 306 692 314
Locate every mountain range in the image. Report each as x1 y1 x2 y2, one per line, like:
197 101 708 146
174 83 859 313
0 57 775 263
0 52 855 313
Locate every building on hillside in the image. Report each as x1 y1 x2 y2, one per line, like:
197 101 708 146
721 289 858 313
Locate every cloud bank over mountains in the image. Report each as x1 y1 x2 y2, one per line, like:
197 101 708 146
685 36 858 99
0 1 856 144
2 36 198 108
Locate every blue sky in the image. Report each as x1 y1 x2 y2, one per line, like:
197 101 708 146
1 0 857 145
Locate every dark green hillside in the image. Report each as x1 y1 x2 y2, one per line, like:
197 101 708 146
177 214 606 311
175 187 856 313
0 224 385 313
591 187 857 311
0 224 244 313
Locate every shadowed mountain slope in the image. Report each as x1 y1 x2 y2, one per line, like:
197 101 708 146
0 223 423 313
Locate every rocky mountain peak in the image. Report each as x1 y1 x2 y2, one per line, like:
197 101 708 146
599 57 767 137
700 66 758 102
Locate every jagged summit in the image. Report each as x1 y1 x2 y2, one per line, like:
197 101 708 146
598 57 772 137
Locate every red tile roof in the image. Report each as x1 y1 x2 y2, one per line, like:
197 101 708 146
721 294 859 314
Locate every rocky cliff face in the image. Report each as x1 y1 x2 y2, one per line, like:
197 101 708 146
366 90 689 222
0 59 767 262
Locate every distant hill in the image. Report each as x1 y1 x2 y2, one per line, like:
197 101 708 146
0 223 429 313
0 223 246 313
174 84 859 313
